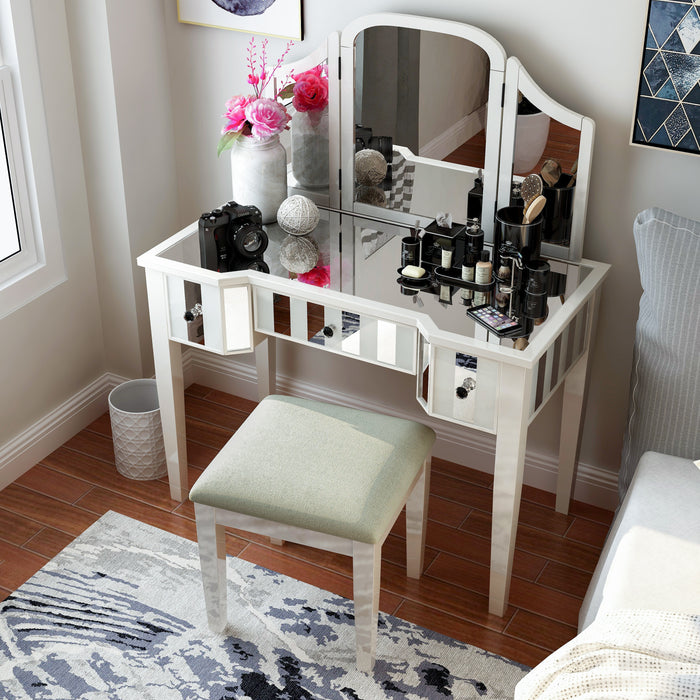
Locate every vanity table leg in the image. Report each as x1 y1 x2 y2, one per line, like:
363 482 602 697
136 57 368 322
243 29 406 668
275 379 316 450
555 289 601 514
555 353 587 514
255 335 277 400
145 269 188 503
489 363 531 617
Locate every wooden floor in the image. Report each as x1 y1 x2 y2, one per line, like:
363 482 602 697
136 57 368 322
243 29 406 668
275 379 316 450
446 120 581 176
0 384 613 668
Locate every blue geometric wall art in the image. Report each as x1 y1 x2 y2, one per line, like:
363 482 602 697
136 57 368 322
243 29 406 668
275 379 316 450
632 0 700 155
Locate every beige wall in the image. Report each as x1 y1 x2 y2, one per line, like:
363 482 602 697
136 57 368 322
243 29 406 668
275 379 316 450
0 1 104 446
418 32 489 150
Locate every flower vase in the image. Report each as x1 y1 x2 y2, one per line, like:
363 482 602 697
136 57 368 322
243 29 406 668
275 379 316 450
291 107 329 188
230 135 287 224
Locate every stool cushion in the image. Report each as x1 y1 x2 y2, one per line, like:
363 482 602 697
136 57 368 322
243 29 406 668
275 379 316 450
189 395 435 544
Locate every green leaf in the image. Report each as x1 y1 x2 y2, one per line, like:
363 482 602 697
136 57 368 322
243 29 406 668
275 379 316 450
217 130 241 157
277 84 295 100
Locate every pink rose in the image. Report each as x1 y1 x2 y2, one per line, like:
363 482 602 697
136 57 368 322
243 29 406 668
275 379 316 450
245 97 290 139
292 66 329 113
222 95 254 134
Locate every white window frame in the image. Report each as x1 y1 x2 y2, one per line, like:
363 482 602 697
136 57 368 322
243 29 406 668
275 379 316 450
0 0 65 319
0 65 37 276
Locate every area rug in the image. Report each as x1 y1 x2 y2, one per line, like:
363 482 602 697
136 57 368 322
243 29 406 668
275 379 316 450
0 511 528 699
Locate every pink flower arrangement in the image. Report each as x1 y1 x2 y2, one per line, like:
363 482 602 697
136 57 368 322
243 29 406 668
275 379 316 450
217 38 293 156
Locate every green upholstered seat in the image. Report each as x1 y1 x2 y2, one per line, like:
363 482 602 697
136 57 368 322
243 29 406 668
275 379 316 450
189 395 436 544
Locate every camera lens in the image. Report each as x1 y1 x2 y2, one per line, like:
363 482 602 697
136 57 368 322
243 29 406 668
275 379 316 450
247 260 270 273
233 222 268 258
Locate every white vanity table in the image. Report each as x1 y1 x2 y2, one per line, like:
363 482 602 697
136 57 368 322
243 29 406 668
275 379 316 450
137 13 609 617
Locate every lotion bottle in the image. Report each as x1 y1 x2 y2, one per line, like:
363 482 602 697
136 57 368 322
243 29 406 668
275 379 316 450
474 250 492 306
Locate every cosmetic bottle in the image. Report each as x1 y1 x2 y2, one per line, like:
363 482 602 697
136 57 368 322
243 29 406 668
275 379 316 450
441 245 454 270
473 250 492 306
460 250 476 305
465 220 484 255
467 174 483 221
495 262 512 312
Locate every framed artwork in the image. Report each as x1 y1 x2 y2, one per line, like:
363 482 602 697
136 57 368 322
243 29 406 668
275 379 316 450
177 0 302 41
632 0 700 155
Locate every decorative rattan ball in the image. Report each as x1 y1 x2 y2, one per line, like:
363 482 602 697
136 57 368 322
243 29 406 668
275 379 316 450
355 185 386 207
355 148 387 186
279 234 319 274
276 195 320 236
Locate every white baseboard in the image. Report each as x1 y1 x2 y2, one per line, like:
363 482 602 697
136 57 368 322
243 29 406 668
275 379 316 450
0 372 128 491
184 349 619 510
419 106 487 161
1 352 618 510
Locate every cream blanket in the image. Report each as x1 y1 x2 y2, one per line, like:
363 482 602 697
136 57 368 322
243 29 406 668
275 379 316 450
515 610 700 699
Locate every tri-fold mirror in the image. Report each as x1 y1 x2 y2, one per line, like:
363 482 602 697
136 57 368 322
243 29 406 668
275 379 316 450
281 12 594 274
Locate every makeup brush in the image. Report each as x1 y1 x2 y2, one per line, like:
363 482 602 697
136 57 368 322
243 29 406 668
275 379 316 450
523 194 547 224
540 159 561 188
568 159 578 187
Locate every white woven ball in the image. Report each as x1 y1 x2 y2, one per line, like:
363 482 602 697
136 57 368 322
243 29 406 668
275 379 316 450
355 185 386 207
355 148 387 186
279 234 319 274
276 195 320 236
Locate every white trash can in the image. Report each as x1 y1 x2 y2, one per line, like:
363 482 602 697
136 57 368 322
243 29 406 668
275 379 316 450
108 379 167 480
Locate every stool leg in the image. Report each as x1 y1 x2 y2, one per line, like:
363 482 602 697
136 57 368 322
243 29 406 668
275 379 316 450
352 541 381 673
406 457 431 578
194 503 227 632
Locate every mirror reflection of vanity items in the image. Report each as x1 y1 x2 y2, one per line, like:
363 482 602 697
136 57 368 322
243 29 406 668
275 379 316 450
283 12 593 266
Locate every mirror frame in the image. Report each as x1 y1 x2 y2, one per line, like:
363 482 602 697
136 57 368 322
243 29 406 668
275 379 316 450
339 13 507 241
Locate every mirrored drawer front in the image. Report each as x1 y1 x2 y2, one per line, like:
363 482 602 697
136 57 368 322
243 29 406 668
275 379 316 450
417 336 497 432
254 287 417 374
529 300 589 419
166 275 254 355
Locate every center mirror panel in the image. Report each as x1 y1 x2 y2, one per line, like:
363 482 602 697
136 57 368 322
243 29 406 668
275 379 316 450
340 15 507 239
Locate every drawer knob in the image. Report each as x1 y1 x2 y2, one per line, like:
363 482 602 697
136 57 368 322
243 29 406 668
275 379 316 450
322 324 336 338
184 303 203 323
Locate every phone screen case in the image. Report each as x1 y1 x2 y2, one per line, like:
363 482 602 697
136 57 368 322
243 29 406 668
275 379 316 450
467 305 524 337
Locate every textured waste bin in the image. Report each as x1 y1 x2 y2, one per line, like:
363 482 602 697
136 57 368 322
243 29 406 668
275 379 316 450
108 379 167 480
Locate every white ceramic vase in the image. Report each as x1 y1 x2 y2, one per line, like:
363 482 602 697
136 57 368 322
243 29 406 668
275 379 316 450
230 134 287 224
291 107 329 188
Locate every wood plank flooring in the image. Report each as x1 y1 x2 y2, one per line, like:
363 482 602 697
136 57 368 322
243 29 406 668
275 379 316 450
0 384 613 668
445 120 581 176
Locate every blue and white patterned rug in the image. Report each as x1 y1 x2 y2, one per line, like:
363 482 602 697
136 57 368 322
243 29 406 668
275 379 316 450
0 512 528 698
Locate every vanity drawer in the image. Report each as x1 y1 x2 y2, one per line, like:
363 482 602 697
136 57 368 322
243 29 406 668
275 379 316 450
254 286 417 373
165 274 255 355
417 335 498 432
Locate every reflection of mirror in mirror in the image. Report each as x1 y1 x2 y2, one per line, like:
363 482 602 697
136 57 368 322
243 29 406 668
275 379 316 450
306 302 325 341
273 294 292 336
289 61 330 190
353 27 489 220
513 117 581 246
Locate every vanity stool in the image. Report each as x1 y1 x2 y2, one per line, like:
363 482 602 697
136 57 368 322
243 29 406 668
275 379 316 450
189 394 435 672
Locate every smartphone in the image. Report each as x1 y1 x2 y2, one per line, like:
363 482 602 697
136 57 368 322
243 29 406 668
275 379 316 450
467 304 524 337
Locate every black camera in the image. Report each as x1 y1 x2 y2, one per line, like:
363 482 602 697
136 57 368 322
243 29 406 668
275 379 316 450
354 124 393 162
198 201 269 273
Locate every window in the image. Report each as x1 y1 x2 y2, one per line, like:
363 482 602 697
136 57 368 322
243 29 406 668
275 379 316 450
0 65 36 274
0 0 65 318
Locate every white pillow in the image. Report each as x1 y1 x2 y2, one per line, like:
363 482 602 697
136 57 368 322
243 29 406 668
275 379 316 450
618 207 700 500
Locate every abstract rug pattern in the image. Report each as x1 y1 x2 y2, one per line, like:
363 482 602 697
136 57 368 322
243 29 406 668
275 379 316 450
0 512 528 698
